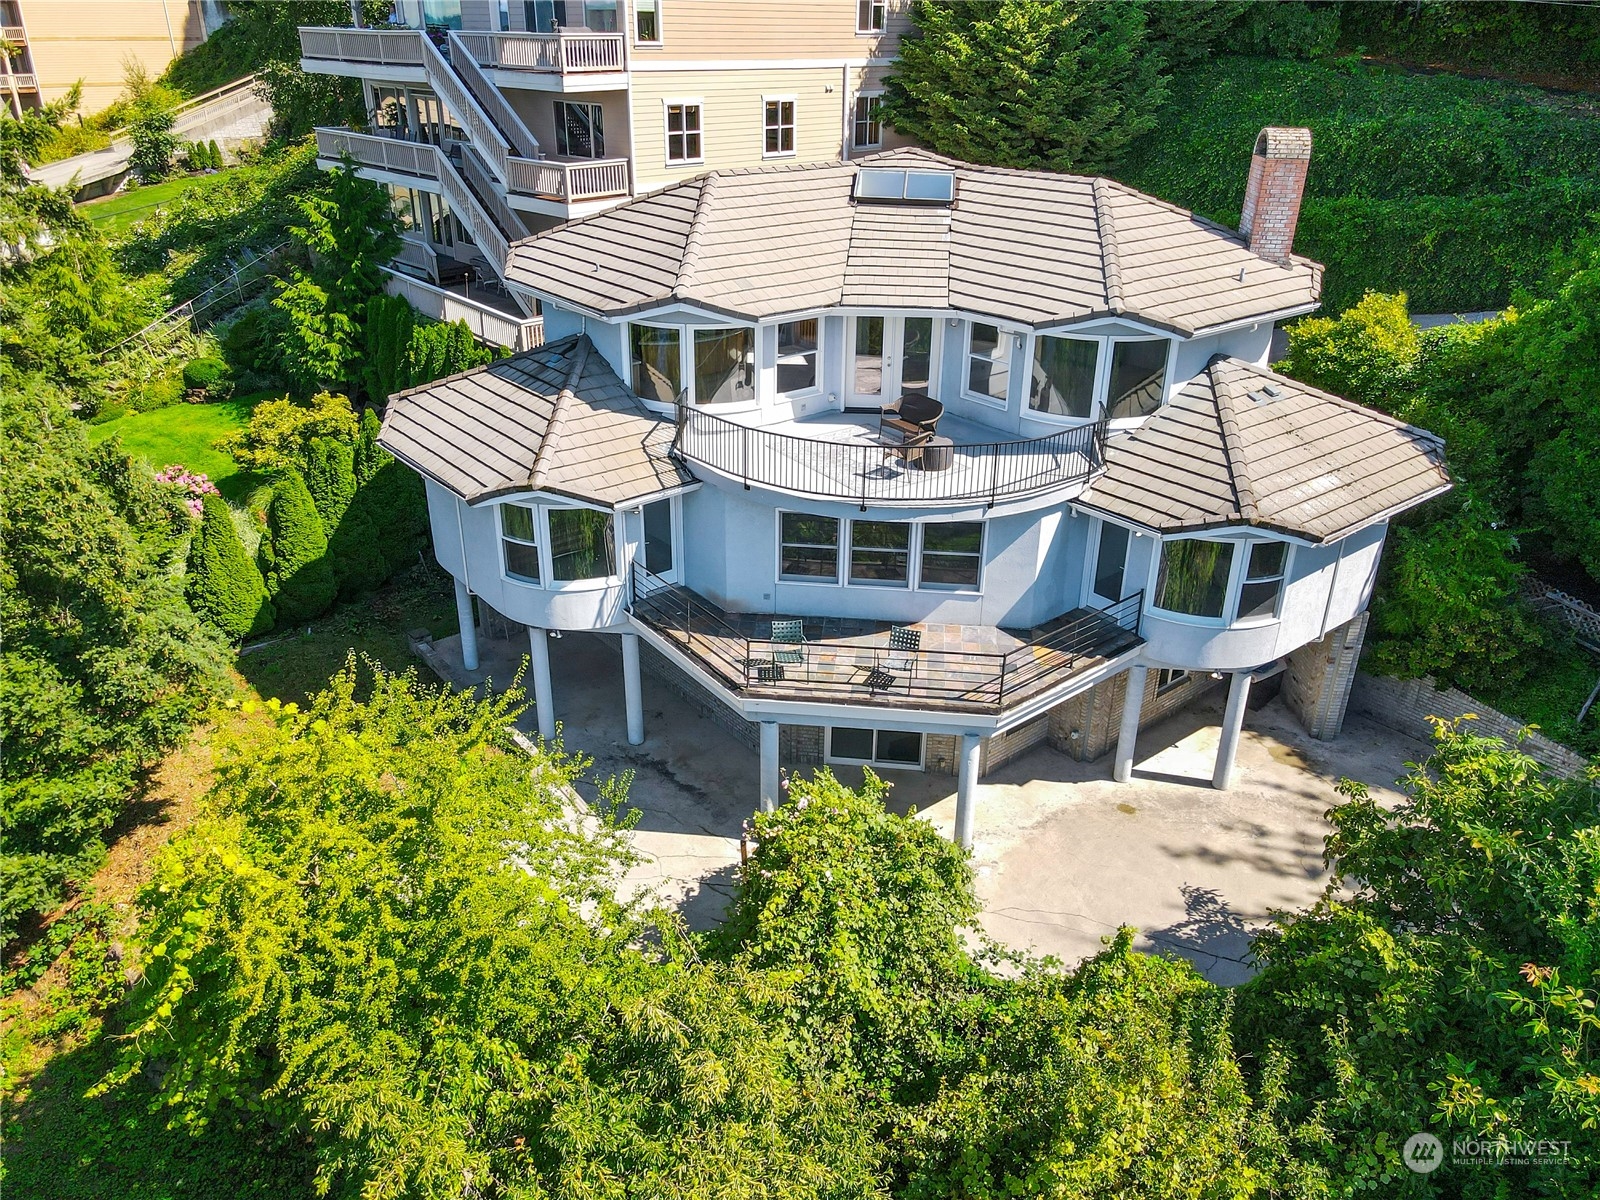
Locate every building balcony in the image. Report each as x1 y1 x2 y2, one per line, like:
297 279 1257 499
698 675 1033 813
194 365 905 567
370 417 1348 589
5 70 35 90
505 155 629 203
382 266 544 352
2 25 26 44
454 29 627 84
630 565 1143 718
675 405 1108 508
299 25 427 80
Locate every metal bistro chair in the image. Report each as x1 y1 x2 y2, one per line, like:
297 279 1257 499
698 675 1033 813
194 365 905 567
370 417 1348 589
859 625 921 694
770 619 808 679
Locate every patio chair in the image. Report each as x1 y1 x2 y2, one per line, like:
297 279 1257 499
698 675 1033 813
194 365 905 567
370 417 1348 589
770 619 808 679
879 393 944 462
885 625 921 682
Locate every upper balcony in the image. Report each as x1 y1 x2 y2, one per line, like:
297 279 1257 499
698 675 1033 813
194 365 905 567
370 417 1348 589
454 30 628 90
2 25 26 45
674 404 1108 509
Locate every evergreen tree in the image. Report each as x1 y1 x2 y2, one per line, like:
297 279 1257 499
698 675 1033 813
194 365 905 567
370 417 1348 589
260 469 337 623
208 139 223 168
360 292 416 403
186 493 274 640
353 407 384 488
882 0 1168 173
302 436 357 528
404 317 492 390
328 504 392 598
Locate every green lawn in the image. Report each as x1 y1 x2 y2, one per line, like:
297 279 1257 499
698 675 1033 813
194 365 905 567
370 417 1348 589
81 173 225 239
88 395 265 504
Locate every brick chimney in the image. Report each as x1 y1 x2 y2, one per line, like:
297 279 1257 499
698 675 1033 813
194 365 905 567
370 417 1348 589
1239 127 1312 266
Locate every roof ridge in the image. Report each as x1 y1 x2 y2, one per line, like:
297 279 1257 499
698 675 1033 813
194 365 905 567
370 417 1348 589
527 335 591 492
1092 177 1125 314
675 170 720 294
1208 358 1259 522
1219 356 1446 447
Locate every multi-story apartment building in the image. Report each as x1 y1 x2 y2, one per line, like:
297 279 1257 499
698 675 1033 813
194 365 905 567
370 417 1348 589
299 0 910 349
2 0 225 117
376 131 1452 846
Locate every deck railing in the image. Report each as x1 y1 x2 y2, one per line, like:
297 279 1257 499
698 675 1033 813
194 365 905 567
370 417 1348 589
629 563 1142 714
299 25 425 66
674 404 1108 507
455 29 626 74
505 155 630 202
381 268 544 351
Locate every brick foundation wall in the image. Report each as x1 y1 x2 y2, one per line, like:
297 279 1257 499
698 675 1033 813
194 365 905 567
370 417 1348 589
1349 672 1591 779
981 715 1049 774
638 642 760 752
780 723 825 766
1048 668 1225 762
1283 612 1368 740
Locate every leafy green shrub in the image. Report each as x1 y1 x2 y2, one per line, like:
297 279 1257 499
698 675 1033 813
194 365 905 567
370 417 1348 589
259 468 337 624
126 367 186 413
186 493 274 640
219 301 287 384
181 355 232 399
301 435 356 528
208 139 223 168
404 317 493 389
221 391 357 473
126 102 177 181
359 292 415 402
1275 291 1420 409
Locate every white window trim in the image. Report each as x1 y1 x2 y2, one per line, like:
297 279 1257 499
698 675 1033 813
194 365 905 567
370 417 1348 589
1086 516 1137 607
961 321 1016 410
761 94 797 159
662 97 704 166
634 494 682 583
913 520 984 594
1155 668 1190 694
855 0 887 35
770 316 825 402
826 726 926 771
1025 331 1175 427
776 512 987 593
777 510 846 587
498 500 621 592
852 90 884 150
1235 539 1291 626
552 99 606 160
1144 534 1293 626
632 0 663 46
498 501 542 587
629 319 759 410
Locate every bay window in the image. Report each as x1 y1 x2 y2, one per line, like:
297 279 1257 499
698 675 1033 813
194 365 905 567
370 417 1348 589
965 323 1010 404
500 503 541 584
1154 538 1231 619
780 513 840 582
1028 332 1170 421
919 522 983 591
548 507 614 582
1238 541 1287 619
692 327 754 405
630 324 680 404
1030 334 1098 419
1107 338 1168 419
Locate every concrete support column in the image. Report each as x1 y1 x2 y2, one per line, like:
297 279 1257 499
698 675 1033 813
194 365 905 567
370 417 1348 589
454 578 479 672
758 721 780 813
621 631 645 746
953 732 982 851
528 626 555 741
1112 665 1149 783
1212 670 1253 790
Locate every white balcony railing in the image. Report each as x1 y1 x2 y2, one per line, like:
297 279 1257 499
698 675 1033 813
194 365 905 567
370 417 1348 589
6 72 36 90
506 156 630 203
299 25 424 66
382 267 544 352
315 127 439 181
2 25 27 44
455 29 625 74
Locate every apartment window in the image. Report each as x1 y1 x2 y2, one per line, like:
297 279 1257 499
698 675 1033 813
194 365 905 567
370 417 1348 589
665 102 702 163
630 324 681 404
1156 668 1189 694
496 0 510 30
634 0 661 43
1092 521 1129 603
919 522 983 591
371 86 409 138
857 0 886 33
1238 541 1288 620
693 327 754 405
849 520 911 587
554 100 605 158
501 503 541 584
1155 539 1232 619
965 323 1010 404
828 727 923 768
780 513 840 582
852 94 883 150
581 0 618 31
776 319 819 394
1107 339 1168 420
763 98 795 156
524 0 556 31
389 184 420 232
1030 334 1098 420
548 508 615 582
421 0 462 29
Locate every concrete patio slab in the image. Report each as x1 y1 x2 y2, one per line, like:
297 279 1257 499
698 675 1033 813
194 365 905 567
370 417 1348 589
419 627 1421 984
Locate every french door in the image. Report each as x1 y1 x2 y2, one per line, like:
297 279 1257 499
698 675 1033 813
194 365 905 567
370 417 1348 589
846 315 937 409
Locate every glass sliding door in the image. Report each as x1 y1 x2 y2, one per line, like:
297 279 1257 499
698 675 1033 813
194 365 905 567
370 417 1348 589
849 316 885 406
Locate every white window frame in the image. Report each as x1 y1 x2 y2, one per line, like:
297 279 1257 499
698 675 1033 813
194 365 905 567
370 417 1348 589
762 94 797 158
499 501 542 586
628 319 758 408
914 520 984 594
852 91 883 151
632 0 663 45
962 321 1015 409
1145 535 1294 627
552 99 606 160
636 494 682 583
1086 517 1134 607
1155 668 1190 694
498 500 621 592
777 511 845 586
663 98 703 165
1025 331 1175 426
826 726 925 771
776 513 988 594
856 0 886 34
772 316 823 400
847 518 914 589
1236 539 1290 624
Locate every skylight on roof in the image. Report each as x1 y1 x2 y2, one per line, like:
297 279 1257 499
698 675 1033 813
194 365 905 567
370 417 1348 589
853 167 956 206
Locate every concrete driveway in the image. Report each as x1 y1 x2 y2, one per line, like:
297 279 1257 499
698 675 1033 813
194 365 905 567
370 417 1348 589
431 630 1419 984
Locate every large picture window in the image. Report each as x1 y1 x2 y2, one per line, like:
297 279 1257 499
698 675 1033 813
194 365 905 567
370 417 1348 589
965 323 1010 404
780 513 840 582
776 319 818 394
501 503 540 584
849 520 911 587
1030 335 1099 419
693 327 754 405
1107 339 1168 420
919 522 983 591
1154 539 1233 618
1238 541 1287 619
630 324 680 404
665 102 702 163
548 508 615 582
554 101 604 158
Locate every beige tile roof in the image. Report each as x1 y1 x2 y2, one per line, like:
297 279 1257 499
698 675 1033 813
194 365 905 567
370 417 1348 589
504 148 1321 335
377 334 694 508
1077 356 1451 542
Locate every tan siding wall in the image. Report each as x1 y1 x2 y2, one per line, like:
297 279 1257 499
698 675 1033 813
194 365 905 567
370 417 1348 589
506 87 631 162
628 0 909 63
629 65 852 191
21 0 209 114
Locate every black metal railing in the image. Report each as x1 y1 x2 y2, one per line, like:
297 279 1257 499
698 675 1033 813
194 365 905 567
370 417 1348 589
628 563 1142 714
673 404 1108 508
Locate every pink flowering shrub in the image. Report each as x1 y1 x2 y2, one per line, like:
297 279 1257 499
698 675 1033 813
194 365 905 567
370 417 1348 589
155 464 221 518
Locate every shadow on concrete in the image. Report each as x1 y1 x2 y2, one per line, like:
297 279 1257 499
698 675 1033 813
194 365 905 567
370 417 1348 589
1142 883 1258 986
676 861 741 932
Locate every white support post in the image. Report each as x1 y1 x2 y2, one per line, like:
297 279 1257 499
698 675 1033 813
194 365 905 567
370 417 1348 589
528 626 555 741
454 577 479 672
758 721 780 814
954 732 982 851
1112 665 1149 783
1212 670 1253 790
621 631 645 746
